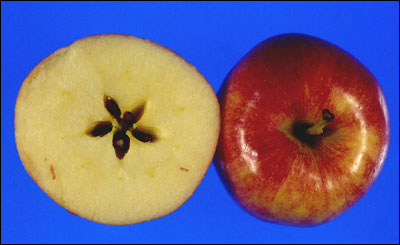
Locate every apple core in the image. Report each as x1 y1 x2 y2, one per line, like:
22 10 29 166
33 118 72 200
87 96 157 160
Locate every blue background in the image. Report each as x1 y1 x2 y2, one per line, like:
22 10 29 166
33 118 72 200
2 2 399 244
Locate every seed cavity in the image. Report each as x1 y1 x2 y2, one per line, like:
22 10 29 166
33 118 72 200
87 95 159 160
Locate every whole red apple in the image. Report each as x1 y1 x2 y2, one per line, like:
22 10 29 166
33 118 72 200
215 33 390 226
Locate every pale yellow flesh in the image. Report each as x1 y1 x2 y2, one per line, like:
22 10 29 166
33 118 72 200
15 35 220 225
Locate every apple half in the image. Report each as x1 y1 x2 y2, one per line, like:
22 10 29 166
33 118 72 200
15 34 220 225
216 33 390 226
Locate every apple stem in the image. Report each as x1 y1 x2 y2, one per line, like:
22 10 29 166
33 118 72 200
306 109 334 136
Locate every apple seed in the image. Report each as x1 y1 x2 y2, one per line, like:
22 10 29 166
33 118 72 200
132 129 154 143
113 130 130 159
89 121 113 137
104 96 121 120
122 111 135 129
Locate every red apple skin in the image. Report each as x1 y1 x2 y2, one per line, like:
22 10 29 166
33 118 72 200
215 33 390 226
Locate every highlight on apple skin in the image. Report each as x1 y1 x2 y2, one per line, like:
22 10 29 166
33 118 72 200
215 33 390 226
15 34 220 225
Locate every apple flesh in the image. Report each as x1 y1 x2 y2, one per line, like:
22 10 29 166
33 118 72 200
15 34 220 225
216 33 389 226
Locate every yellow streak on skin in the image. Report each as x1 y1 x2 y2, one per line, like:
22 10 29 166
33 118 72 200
270 157 311 220
328 88 382 186
267 151 335 225
304 83 310 98
226 90 243 108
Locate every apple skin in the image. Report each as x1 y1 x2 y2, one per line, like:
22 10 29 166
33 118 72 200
215 33 390 226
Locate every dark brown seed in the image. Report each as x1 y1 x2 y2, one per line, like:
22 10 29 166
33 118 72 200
132 129 154 143
113 130 130 159
122 111 135 129
104 96 121 119
89 121 113 137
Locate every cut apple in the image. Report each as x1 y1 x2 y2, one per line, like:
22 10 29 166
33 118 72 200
15 34 220 225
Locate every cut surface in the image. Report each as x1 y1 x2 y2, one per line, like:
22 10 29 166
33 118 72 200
15 35 220 225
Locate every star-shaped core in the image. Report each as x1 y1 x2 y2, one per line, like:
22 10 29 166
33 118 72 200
87 96 157 159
